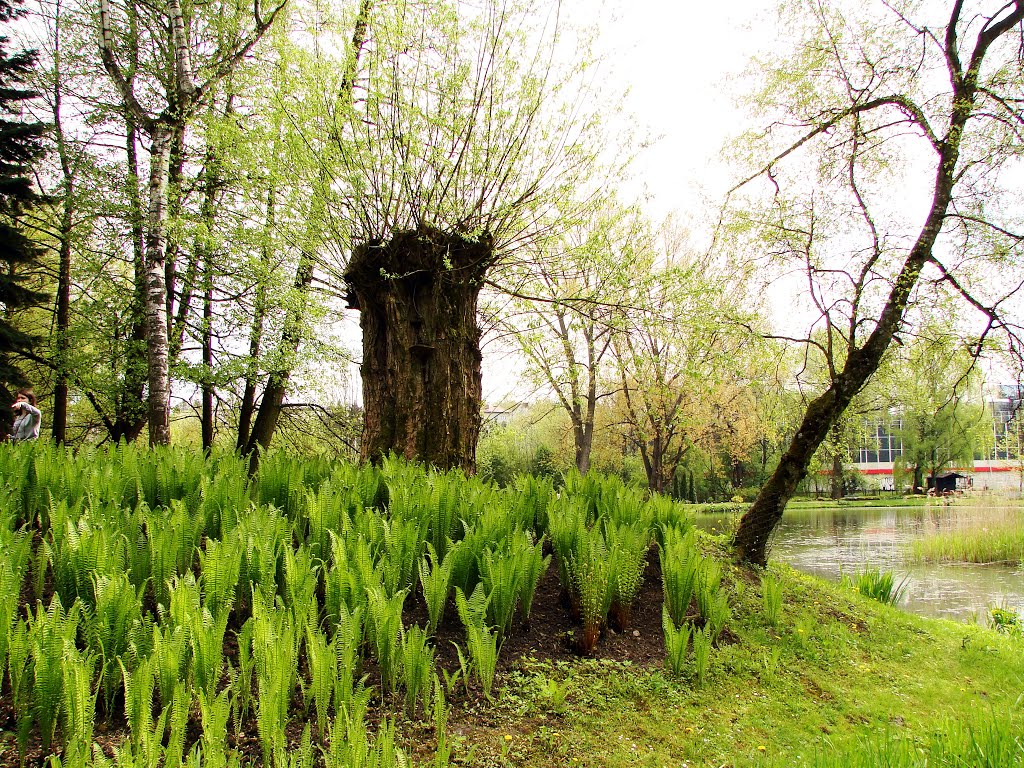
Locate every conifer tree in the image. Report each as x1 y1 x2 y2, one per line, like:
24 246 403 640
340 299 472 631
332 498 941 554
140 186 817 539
0 0 46 429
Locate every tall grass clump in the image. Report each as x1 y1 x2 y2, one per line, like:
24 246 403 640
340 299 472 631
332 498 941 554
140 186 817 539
910 522 1024 565
810 709 1024 767
842 567 909 606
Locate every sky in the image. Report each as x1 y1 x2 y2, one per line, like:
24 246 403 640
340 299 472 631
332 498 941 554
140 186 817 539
583 0 778 218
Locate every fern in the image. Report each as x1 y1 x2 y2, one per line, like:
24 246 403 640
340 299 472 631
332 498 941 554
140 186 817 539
455 586 499 698
187 604 229 697
152 622 188 710
418 544 452 636
692 624 713 685
61 644 98 767
366 583 407 693
198 688 232 768
660 528 699 625
479 547 520 638
661 607 691 677
199 534 242 621
515 533 550 627
120 656 156 754
399 624 435 717
30 595 80 750
304 622 337 743
164 681 191 768
84 572 143 715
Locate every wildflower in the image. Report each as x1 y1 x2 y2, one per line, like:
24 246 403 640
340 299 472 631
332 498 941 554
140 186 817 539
504 734 513 741
758 745 767 753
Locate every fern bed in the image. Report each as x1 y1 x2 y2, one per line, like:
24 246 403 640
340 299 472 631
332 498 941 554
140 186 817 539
1 443 1022 768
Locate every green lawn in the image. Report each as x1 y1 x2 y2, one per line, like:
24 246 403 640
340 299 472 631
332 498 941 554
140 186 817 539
448 550 1024 767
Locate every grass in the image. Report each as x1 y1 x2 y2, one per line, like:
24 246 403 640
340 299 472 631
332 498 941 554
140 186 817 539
449 554 1024 768
909 503 1024 564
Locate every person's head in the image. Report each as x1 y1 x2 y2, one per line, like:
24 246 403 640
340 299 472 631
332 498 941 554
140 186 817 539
15 389 36 407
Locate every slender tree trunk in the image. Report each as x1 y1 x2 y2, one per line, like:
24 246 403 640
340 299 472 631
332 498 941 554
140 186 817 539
830 453 844 500
237 185 273 450
344 227 491 471
731 1 1023 566
241 0 373 468
243 251 313 470
51 196 72 444
109 119 149 443
202 254 214 450
144 124 174 445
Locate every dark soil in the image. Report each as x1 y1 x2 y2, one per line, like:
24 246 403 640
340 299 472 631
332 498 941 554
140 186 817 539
0 555 672 768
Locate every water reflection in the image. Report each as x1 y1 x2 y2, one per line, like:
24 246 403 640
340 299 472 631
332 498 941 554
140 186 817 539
696 503 1024 624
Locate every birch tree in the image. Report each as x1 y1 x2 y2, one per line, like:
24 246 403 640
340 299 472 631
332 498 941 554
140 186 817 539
97 0 286 444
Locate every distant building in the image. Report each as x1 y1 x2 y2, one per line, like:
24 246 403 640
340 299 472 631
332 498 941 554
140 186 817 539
845 385 1022 493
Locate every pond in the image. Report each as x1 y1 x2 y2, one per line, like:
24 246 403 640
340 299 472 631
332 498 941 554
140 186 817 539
696 501 1024 624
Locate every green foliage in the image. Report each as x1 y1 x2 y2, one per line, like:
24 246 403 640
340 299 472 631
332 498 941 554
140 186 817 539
761 573 783 626
841 567 909 606
988 607 1022 638
661 607 691 677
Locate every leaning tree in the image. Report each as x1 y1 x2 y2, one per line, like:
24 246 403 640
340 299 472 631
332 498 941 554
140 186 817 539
333 0 612 472
727 0 1024 565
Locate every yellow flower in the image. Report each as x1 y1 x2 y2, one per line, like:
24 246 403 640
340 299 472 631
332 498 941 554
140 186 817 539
757 746 767 752
504 734 513 741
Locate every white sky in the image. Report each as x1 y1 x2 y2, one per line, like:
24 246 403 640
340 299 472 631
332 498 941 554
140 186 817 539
583 0 777 218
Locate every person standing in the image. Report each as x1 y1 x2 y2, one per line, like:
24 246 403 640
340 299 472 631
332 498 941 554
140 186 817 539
10 388 41 441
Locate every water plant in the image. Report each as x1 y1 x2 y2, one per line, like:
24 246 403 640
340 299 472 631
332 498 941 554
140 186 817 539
842 567 909 606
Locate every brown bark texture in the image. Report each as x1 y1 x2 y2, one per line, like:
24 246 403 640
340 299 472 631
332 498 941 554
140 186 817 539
345 226 492 473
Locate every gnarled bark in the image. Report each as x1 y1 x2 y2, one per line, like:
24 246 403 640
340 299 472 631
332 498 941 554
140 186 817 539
345 227 492 472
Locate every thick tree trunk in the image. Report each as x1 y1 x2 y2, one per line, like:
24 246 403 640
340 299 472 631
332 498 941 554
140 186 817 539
345 227 492 472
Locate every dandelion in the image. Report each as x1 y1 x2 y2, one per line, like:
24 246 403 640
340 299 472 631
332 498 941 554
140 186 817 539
757 745 767 752
504 734 513 741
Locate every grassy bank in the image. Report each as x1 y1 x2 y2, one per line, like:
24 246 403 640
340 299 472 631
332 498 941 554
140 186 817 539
451 548 1024 767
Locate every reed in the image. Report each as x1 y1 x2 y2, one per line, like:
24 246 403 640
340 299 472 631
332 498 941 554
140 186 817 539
842 567 909 606
910 522 1024 565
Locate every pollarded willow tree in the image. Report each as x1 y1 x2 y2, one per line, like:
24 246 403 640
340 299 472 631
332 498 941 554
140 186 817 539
728 0 1024 565
333 0 611 471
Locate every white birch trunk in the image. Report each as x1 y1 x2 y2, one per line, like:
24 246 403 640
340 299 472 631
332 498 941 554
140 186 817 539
145 125 173 445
